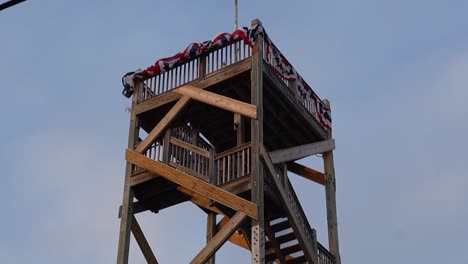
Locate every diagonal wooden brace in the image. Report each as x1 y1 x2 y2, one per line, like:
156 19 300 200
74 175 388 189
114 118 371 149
190 212 248 264
135 95 191 154
173 85 257 119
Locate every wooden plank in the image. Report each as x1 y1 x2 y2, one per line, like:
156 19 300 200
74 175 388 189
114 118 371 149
173 85 257 120
287 162 326 186
125 149 258 219
135 96 191 153
170 137 210 157
268 139 335 164
176 186 225 215
215 142 251 159
131 216 159 264
134 58 252 115
190 212 248 264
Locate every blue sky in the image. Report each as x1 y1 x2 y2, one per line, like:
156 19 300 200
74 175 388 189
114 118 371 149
1 0 467 263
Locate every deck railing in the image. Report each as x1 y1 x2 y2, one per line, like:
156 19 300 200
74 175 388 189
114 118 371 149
318 242 336 264
214 142 251 185
137 39 251 103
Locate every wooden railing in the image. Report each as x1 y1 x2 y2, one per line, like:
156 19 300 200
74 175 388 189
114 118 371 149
168 136 210 180
137 39 252 103
214 142 251 185
318 242 336 264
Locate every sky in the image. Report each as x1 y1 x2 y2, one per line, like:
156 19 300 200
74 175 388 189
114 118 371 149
1 0 468 263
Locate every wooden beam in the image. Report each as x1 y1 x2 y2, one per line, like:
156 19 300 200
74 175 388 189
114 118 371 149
250 18 265 264
190 212 248 264
177 186 225 215
125 149 258 219
268 139 335 164
322 100 341 264
131 216 159 264
206 212 217 264
173 85 257 120
287 162 326 186
135 96 191 153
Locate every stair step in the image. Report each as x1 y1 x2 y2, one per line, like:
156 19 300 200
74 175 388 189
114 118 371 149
276 232 296 244
286 255 307 264
281 243 302 256
270 219 291 233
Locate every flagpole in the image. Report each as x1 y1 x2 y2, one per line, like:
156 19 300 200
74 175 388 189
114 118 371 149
234 0 238 29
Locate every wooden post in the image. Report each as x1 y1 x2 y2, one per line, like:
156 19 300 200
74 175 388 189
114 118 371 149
234 113 244 144
206 213 217 264
117 82 141 264
250 18 265 264
322 99 341 264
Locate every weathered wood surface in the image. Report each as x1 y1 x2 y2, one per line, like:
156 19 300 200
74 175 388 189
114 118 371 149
125 149 258 219
268 139 335 164
206 212 217 264
170 137 210 158
131 216 158 264
190 212 248 264
135 96 191 153
176 186 224 215
173 85 257 119
287 162 326 186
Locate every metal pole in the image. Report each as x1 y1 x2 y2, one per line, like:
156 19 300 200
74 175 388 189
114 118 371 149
234 0 238 29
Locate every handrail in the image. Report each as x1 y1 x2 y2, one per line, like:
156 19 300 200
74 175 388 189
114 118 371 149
318 242 336 264
215 143 251 185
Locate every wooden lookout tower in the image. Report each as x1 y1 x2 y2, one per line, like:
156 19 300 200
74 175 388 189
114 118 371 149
117 19 341 264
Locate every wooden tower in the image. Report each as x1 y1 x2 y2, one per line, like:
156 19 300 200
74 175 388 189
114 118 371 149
117 19 341 264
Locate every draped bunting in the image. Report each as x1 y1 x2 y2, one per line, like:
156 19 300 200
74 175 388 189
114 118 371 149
121 24 331 130
121 26 258 98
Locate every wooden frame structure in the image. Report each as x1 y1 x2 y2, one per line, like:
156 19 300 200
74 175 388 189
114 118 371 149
117 19 341 264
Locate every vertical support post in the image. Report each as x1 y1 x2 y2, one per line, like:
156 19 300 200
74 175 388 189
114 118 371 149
250 18 265 264
209 148 217 185
234 113 244 145
117 82 141 264
206 213 217 264
322 99 341 264
162 128 171 164
199 55 206 79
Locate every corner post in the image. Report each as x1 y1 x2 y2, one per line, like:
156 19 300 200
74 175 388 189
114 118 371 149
206 213 217 264
117 82 141 264
322 99 341 264
250 18 265 264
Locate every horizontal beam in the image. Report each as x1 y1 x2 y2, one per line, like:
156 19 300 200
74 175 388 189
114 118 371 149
190 211 248 264
125 149 258 219
173 85 257 119
135 95 191 153
269 139 335 164
287 162 325 186
118 201 150 218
